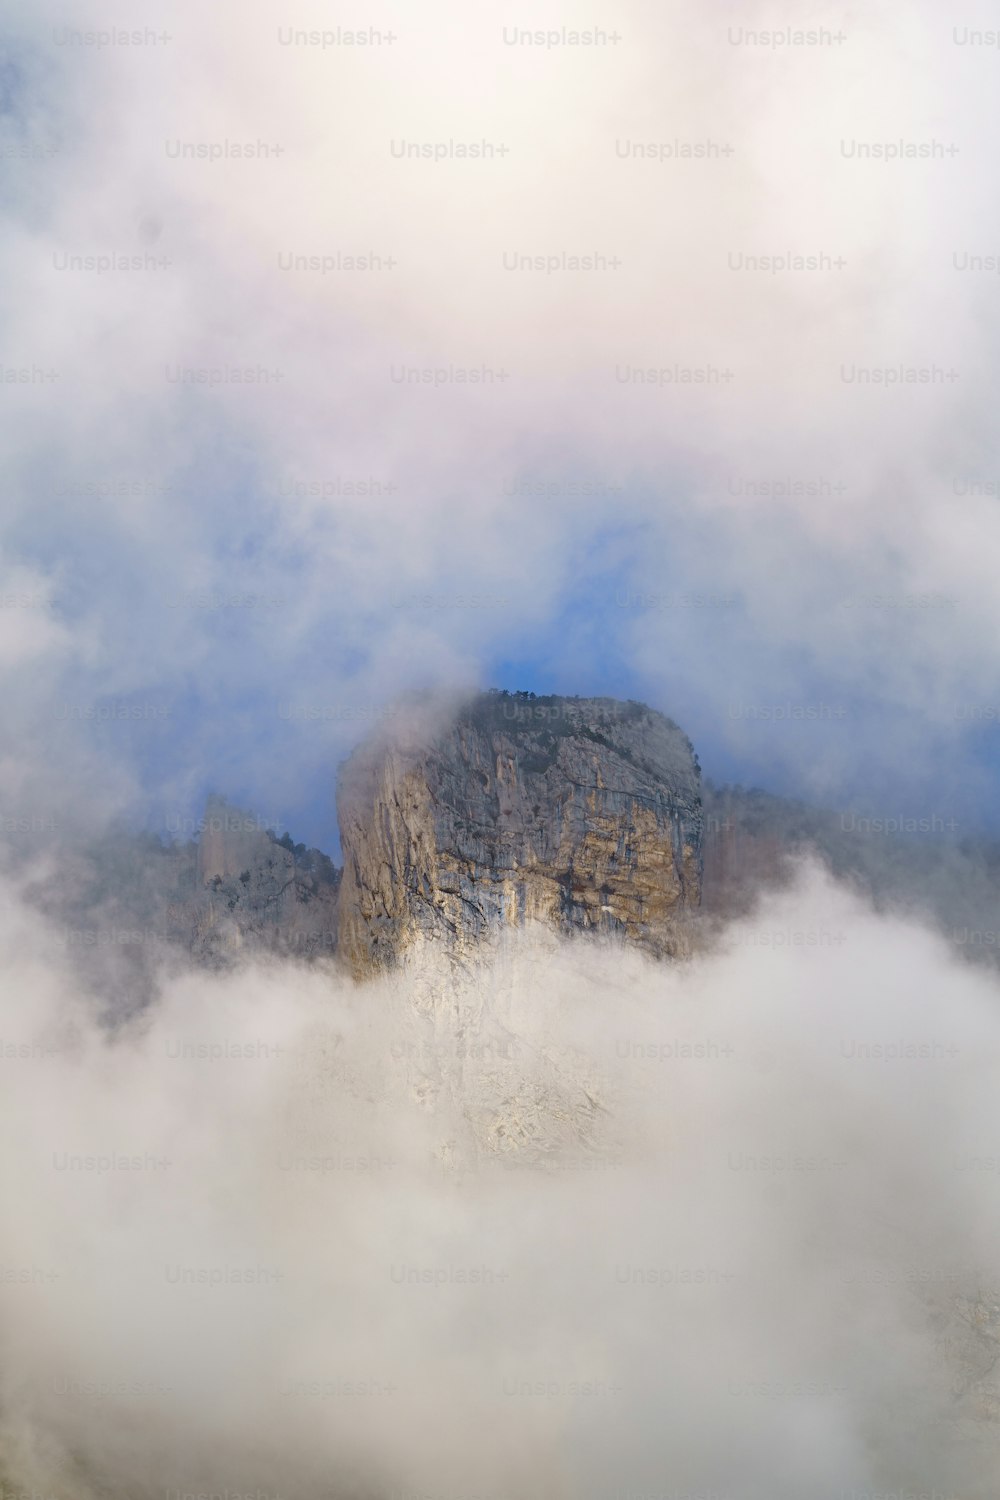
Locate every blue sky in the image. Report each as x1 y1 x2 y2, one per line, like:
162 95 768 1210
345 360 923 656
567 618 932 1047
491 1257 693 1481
3 0 1000 857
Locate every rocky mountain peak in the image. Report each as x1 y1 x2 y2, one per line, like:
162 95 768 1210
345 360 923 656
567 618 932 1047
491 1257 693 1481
336 689 703 976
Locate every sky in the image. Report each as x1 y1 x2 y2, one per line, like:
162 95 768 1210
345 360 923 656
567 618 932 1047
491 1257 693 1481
4 0 1000 858
8 7 1000 1493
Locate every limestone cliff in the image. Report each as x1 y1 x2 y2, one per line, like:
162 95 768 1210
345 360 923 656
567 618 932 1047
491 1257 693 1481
336 691 702 976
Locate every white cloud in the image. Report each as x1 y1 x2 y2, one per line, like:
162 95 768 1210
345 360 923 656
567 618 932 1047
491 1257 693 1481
2 0 1000 828
1 860 999 1496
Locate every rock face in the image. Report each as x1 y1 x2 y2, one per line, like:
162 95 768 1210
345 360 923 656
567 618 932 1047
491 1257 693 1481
24 796 341 1014
336 691 702 976
176 795 340 964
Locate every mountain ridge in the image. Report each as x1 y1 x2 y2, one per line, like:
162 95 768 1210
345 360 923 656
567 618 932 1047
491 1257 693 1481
15 691 1000 1005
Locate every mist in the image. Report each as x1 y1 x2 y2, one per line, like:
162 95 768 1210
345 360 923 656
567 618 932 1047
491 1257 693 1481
4 0 1000 1492
0 859 998 1498
4 0 1000 835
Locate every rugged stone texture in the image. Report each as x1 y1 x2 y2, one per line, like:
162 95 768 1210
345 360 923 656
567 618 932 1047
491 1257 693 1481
24 796 340 1013
176 795 340 965
336 691 702 976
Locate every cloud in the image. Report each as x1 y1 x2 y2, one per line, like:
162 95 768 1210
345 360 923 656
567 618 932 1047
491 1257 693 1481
1 859 999 1497
2 0 1000 833
3 4 1000 1492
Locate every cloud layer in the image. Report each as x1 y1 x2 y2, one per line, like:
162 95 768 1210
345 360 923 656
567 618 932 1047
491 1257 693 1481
2 862 1000 1497
4 12 1000 1490
2 0 1000 836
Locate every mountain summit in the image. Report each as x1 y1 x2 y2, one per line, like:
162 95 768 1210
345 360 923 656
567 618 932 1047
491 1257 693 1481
336 690 703 975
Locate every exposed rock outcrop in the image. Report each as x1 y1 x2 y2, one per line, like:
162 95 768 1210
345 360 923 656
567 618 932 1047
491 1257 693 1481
336 690 702 976
176 795 340 964
23 796 340 1014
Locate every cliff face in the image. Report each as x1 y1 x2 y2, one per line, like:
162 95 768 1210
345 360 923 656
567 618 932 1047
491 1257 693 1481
176 796 340 964
23 797 341 1015
336 692 702 976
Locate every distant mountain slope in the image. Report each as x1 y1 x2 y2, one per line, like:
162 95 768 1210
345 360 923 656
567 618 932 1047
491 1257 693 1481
700 780 1000 968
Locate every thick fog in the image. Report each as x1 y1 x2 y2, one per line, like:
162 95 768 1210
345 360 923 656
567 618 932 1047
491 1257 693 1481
4 0 1000 1492
1 861 999 1498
